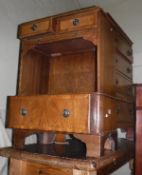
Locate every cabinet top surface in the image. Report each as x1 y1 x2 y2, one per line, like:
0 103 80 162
18 5 132 44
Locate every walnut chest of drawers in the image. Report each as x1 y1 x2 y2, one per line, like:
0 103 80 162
1 6 135 175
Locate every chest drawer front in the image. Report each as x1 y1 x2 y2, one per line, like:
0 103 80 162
115 35 133 62
19 19 52 38
115 53 132 79
56 12 97 32
7 94 90 133
21 161 72 175
115 72 133 101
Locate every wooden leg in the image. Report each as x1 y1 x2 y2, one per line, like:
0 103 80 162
9 158 23 175
75 131 117 157
129 159 134 175
37 132 56 144
13 129 36 149
73 169 97 175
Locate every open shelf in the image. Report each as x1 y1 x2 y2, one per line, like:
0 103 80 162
19 38 97 95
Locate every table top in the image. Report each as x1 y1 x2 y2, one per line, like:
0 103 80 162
0 138 134 174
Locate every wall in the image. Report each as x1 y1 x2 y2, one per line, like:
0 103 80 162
0 1 78 175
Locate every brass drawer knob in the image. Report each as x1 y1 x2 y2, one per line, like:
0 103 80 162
20 108 28 116
126 67 131 73
31 23 37 31
63 109 70 118
72 18 80 26
105 109 112 118
115 79 119 85
127 50 132 57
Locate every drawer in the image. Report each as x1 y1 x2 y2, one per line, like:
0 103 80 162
115 53 132 79
7 94 91 133
116 102 134 127
18 18 53 38
7 93 118 134
115 72 133 101
115 34 133 62
55 12 97 32
20 160 72 175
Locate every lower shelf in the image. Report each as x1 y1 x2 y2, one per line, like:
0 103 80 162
0 139 134 174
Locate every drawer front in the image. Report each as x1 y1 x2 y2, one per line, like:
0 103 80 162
115 72 133 101
56 12 97 32
116 34 133 62
7 94 90 133
19 19 52 38
116 102 134 127
20 160 72 175
115 53 132 79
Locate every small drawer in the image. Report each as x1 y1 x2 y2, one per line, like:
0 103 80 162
115 53 132 79
115 34 133 62
21 161 71 175
55 12 97 32
7 94 91 133
18 18 53 38
115 72 133 101
116 102 134 127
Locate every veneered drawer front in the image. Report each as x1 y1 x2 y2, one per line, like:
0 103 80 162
116 34 133 62
115 53 132 79
56 12 97 32
115 72 133 101
21 161 72 175
7 94 90 133
19 18 52 38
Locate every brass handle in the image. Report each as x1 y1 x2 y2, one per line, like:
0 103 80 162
31 23 37 31
115 79 119 85
72 18 80 26
63 109 70 118
127 50 132 57
20 108 28 116
116 108 120 114
115 58 118 63
126 67 131 73
105 109 112 118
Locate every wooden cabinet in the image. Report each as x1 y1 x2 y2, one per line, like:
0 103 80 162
135 85 142 175
0 6 134 175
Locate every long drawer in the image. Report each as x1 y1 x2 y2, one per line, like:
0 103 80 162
7 94 90 133
115 53 132 79
115 33 133 62
7 93 117 134
115 72 133 101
